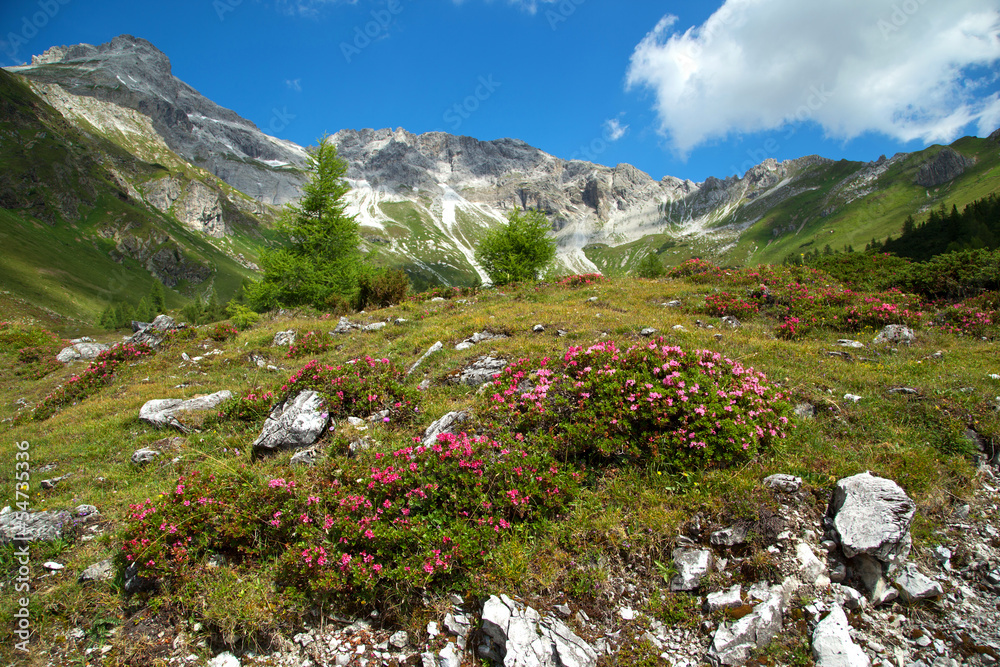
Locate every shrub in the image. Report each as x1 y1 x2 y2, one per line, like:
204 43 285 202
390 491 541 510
483 339 791 469
118 432 580 611
0 322 63 379
357 269 410 310
209 390 277 426
703 292 760 319
475 208 557 285
666 258 719 279
636 253 666 279
557 273 604 288
281 356 419 425
226 302 260 331
286 331 331 359
34 343 153 420
207 322 239 342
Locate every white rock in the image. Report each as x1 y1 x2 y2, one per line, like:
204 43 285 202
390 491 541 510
812 605 870 667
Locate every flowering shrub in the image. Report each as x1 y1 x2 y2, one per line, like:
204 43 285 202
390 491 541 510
930 303 998 338
117 432 579 609
206 322 238 341
287 331 330 358
704 292 760 319
484 339 790 469
666 258 720 279
557 273 604 288
210 390 277 425
282 356 419 425
34 343 153 420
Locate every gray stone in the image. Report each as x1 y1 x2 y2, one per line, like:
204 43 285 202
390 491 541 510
407 341 443 376
0 510 72 544
837 340 865 349
797 542 827 585
533 325 546 333
704 585 743 612
252 390 329 453
332 316 359 334
438 643 462 667
764 474 802 493
290 447 321 467
207 652 241 667
455 342 474 351
710 525 749 547
423 411 471 447
828 472 915 564
457 356 508 387
79 559 114 583
707 595 783 666
721 316 741 329
670 548 712 591
874 325 915 345
131 448 160 465
127 315 178 348
895 565 944 603
793 403 815 419
57 342 109 364
139 390 233 431
363 322 386 332
811 604 870 667
640 327 658 337
273 330 296 347
389 630 409 649
665 300 682 307
481 594 597 667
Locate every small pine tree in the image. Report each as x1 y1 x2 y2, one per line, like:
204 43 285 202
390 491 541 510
636 252 666 278
150 282 166 315
475 207 557 286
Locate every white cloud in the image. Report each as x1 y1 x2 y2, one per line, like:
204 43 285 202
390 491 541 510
286 78 302 92
451 0 558 13
604 117 628 142
626 0 1000 157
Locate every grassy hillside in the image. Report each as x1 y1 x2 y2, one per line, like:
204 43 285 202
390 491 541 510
0 69 273 322
0 268 996 665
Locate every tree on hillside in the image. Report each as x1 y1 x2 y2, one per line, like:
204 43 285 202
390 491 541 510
247 138 363 311
636 251 666 279
475 207 557 286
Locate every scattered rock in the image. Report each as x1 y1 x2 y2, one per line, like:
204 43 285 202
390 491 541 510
56 341 109 364
79 559 114 583
837 340 864 349
422 411 470 447
407 341 443 376
533 324 546 333
812 604 869 667
843 394 862 403
874 325 915 345
793 403 815 419
704 585 743 612
670 548 712 591
480 594 598 667
640 327 658 336
764 474 802 493
894 564 943 603
207 652 241 667
127 315 179 348
721 316 741 329
332 316 360 334
707 592 783 666
252 391 330 454
710 525 749 547
139 391 233 431
665 300 682 308
455 356 508 387
290 447 321 467
828 472 915 564
131 449 160 466
40 473 72 490
363 322 386 332
43 561 64 571
0 510 71 544
273 330 296 347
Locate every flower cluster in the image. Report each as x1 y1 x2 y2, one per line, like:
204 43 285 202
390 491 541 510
117 432 579 608
704 292 760 319
206 322 239 342
210 390 277 425
282 356 419 424
484 339 790 468
1 321 63 379
557 273 604 288
34 342 153 420
287 331 330 358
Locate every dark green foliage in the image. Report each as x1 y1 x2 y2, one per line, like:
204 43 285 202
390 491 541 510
884 195 1000 261
356 268 410 310
635 252 666 279
475 208 557 285
247 139 363 311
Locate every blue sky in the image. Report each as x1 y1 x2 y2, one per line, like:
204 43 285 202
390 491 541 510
2 0 999 182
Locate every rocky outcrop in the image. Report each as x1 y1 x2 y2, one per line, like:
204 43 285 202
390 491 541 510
422 411 471 447
127 315 178 348
480 594 597 667
252 391 329 454
56 342 108 363
915 148 975 188
144 177 227 237
811 604 869 667
0 510 72 544
11 35 308 206
139 390 233 431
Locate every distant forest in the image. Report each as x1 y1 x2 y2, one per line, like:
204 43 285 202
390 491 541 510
881 194 1000 261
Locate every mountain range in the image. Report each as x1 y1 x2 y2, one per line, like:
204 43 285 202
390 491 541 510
2 34 998 322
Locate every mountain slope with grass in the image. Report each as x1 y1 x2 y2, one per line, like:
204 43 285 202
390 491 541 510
1 265 999 666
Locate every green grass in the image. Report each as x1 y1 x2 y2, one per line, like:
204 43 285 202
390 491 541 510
0 273 994 665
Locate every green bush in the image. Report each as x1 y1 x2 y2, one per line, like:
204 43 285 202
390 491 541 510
636 252 666 279
357 268 410 310
226 302 260 331
34 343 153 420
286 331 330 359
483 339 791 469
475 208 557 286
